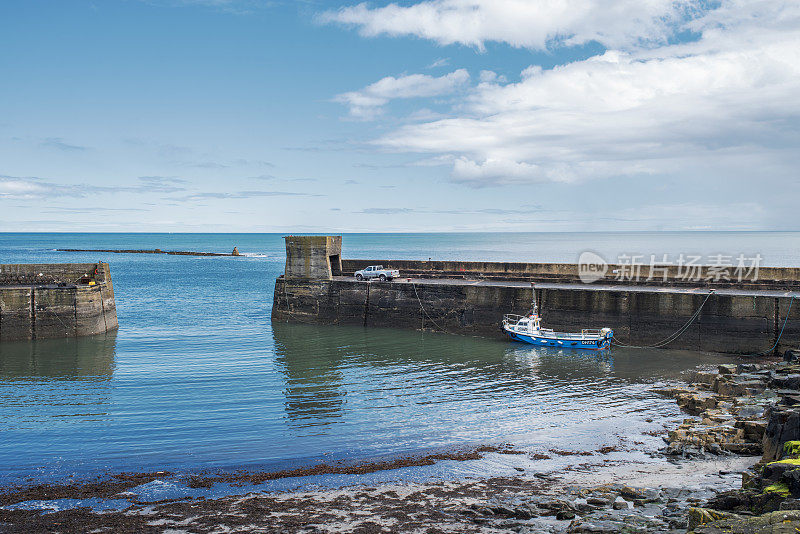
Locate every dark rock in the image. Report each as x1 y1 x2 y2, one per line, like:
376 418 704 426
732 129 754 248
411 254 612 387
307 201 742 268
781 394 800 406
749 491 788 514
693 509 800 533
566 519 627 533
556 510 576 520
718 379 766 397
721 442 762 455
779 499 800 510
736 420 767 442
471 504 495 516
618 486 655 500
772 374 800 390
688 507 743 530
489 504 517 516
783 468 800 498
707 490 753 511
762 406 800 462
763 461 800 481
785 350 800 363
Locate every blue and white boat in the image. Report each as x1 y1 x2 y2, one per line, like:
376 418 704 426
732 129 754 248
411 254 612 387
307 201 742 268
502 288 613 350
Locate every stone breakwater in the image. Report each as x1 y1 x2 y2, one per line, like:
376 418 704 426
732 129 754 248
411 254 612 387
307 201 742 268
57 247 242 257
0 263 118 341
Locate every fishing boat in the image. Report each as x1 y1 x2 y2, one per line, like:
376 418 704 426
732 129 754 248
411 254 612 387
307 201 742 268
502 285 613 350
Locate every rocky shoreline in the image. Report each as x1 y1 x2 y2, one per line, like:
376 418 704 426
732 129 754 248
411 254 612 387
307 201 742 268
4 351 800 533
652 349 800 533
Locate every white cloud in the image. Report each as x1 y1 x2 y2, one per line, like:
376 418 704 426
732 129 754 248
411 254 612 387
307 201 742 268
478 70 504 84
0 175 189 199
366 1 800 187
321 0 703 51
0 175 81 199
452 158 575 186
334 69 469 119
426 57 450 69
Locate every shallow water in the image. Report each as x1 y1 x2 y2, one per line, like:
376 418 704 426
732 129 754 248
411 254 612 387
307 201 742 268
0 232 783 486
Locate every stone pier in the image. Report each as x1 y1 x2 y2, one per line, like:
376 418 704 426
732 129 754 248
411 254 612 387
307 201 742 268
272 236 800 355
0 263 118 342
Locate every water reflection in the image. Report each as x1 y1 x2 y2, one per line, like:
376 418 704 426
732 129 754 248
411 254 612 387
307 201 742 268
0 333 117 430
273 323 619 428
273 324 347 426
0 333 117 379
272 322 740 432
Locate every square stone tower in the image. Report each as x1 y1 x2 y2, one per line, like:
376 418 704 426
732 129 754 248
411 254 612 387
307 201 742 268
283 236 342 280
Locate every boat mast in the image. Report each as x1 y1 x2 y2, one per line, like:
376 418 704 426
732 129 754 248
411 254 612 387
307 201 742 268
530 282 538 317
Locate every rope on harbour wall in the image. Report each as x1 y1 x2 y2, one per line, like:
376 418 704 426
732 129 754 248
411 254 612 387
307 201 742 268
612 290 715 349
412 282 447 333
283 278 292 322
744 295 795 357
35 287 75 337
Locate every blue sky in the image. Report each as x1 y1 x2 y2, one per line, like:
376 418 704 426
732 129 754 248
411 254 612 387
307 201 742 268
1 0 798 232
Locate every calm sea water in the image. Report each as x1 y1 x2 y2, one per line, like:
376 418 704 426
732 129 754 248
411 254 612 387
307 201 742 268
0 232 796 486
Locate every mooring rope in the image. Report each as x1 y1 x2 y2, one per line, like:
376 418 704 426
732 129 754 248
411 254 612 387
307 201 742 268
411 282 447 333
743 295 795 357
35 287 75 336
612 290 715 349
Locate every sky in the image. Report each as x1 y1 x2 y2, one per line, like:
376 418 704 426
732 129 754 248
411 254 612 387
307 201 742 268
0 0 798 232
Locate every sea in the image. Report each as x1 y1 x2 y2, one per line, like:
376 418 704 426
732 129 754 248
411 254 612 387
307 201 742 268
1 232 798 489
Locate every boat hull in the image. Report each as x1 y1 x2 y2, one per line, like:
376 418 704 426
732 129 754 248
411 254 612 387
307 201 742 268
505 329 611 350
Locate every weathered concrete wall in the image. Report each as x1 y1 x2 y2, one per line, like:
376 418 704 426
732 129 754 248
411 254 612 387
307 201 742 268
273 238 800 355
0 263 118 342
272 278 799 355
285 236 342 280
342 259 800 289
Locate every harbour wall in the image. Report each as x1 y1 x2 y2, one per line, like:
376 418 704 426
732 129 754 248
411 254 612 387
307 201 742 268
0 263 118 342
341 260 800 289
272 237 800 355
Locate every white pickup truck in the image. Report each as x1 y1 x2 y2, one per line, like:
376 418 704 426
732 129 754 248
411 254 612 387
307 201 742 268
354 265 400 281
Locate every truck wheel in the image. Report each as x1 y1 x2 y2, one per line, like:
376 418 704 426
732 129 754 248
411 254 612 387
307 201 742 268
356 274 363 281
379 274 386 281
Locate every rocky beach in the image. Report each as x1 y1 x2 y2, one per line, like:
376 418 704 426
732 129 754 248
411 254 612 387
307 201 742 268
4 350 800 533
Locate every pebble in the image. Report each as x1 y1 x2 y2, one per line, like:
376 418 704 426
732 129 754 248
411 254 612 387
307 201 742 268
612 497 633 510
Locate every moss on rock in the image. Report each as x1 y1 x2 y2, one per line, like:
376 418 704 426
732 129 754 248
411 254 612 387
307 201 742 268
767 458 800 467
784 441 800 457
763 481 791 497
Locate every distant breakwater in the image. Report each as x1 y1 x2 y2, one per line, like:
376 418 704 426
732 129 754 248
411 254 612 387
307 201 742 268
58 247 241 257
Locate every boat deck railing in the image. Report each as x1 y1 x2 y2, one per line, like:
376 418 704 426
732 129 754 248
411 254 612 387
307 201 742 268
502 314 528 325
503 314 605 340
538 328 603 340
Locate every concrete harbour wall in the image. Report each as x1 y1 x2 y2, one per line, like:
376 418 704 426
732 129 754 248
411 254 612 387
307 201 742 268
0 263 118 342
341 259 800 289
272 236 800 355
273 278 799 355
